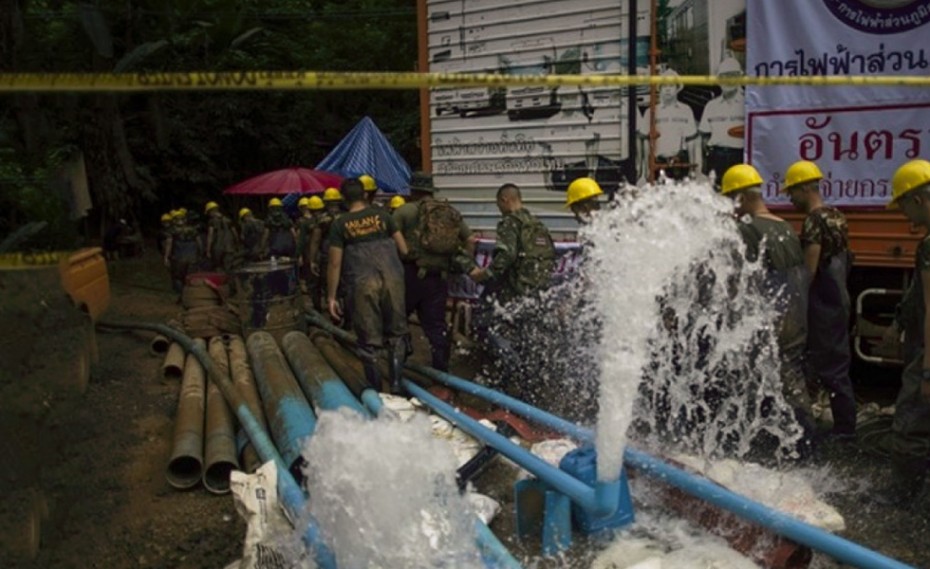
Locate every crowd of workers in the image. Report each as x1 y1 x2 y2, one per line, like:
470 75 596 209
158 157 930 507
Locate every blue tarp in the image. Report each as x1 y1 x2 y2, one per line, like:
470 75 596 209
283 117 412 208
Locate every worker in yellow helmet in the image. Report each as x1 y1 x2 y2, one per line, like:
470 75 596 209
782 160 857 441
389 195 406 211
565 177 604 224
722 163 815 456
164 207 203 294
309 188 345 298
880 159 930 504
295 196 321 299
238 208 265 263
261 197 296 259
204 200 238 272
359 174 379 206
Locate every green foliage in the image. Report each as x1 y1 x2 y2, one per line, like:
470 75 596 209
0 0 419 244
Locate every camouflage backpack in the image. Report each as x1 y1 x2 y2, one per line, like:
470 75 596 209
416 200 463 256
513 210 556 292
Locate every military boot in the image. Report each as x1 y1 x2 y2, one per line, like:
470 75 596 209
388 338 407 395
362 360 382 391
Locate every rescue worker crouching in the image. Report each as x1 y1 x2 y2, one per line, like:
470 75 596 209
721 164 816 457
327 178 410 394
393 172 475 371
879 158 930 505
261 197 297 259
783 160 857 441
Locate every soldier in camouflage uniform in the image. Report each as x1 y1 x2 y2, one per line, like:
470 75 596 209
722 165 816 457
784 161 857 440
394 172 476 371
310 188 344 310
327 179 409 393
261 197 297 258
471 183 556 393
204 201 239 273
880 159 930 504
163 210 202 293
238 208 264 263
297 195 324 307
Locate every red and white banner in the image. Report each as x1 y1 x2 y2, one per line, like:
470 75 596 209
746 0 930 208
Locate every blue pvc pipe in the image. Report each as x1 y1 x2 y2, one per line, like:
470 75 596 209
98 320 336 569
360 389 385 416
404 379 620 518
281 332 371 418
412 365 915 569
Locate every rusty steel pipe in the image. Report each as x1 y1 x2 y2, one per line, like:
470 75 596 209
97 319 336 568
161 342 186 381
226 334 267 474
308 329 368 397
281 331 369 417
166 339 206 490
246 331 317 479
203 337 239 494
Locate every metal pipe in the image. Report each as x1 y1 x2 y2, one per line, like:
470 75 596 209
226 334 267 473
161 342 186 381
404 379 620 518
97 319 336 569
203 337 240 494
246 331 317 479
281 331 370 418
411 365 913 569
166 340 206 490
308 330 385 416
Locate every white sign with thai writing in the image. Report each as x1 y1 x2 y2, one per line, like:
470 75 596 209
746 0 930 208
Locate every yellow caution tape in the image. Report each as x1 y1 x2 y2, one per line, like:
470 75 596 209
0 251 69 268
1 71 930 92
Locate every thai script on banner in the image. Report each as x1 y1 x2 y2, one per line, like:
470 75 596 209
448 239 583 300
795 116 925 163
754 45 929 77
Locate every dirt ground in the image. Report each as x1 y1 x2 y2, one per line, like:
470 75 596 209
4 248 930 568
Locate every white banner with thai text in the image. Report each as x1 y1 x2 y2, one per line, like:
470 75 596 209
746 0 930 208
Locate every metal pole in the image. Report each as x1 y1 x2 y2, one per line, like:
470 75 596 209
627 0 639 186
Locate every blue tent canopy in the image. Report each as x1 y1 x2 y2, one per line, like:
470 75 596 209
283 117 412 208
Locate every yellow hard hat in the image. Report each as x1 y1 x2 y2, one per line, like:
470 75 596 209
308 196 325 210
178 207 188 216
782 161 823 192
565 177 604 207
359 174 377 192
170 209 184 219
268 197 283 207
721 164 763 195
389 195 406 210
297 197 311 208
889 159 930 209
239 207 252 219
161 213 172 223
323 188 342 202
204 201 219 213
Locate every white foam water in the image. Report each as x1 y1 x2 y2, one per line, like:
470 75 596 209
578 182 805 480
299 410 484 568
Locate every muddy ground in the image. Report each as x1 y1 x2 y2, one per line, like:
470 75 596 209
4 248 930 568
